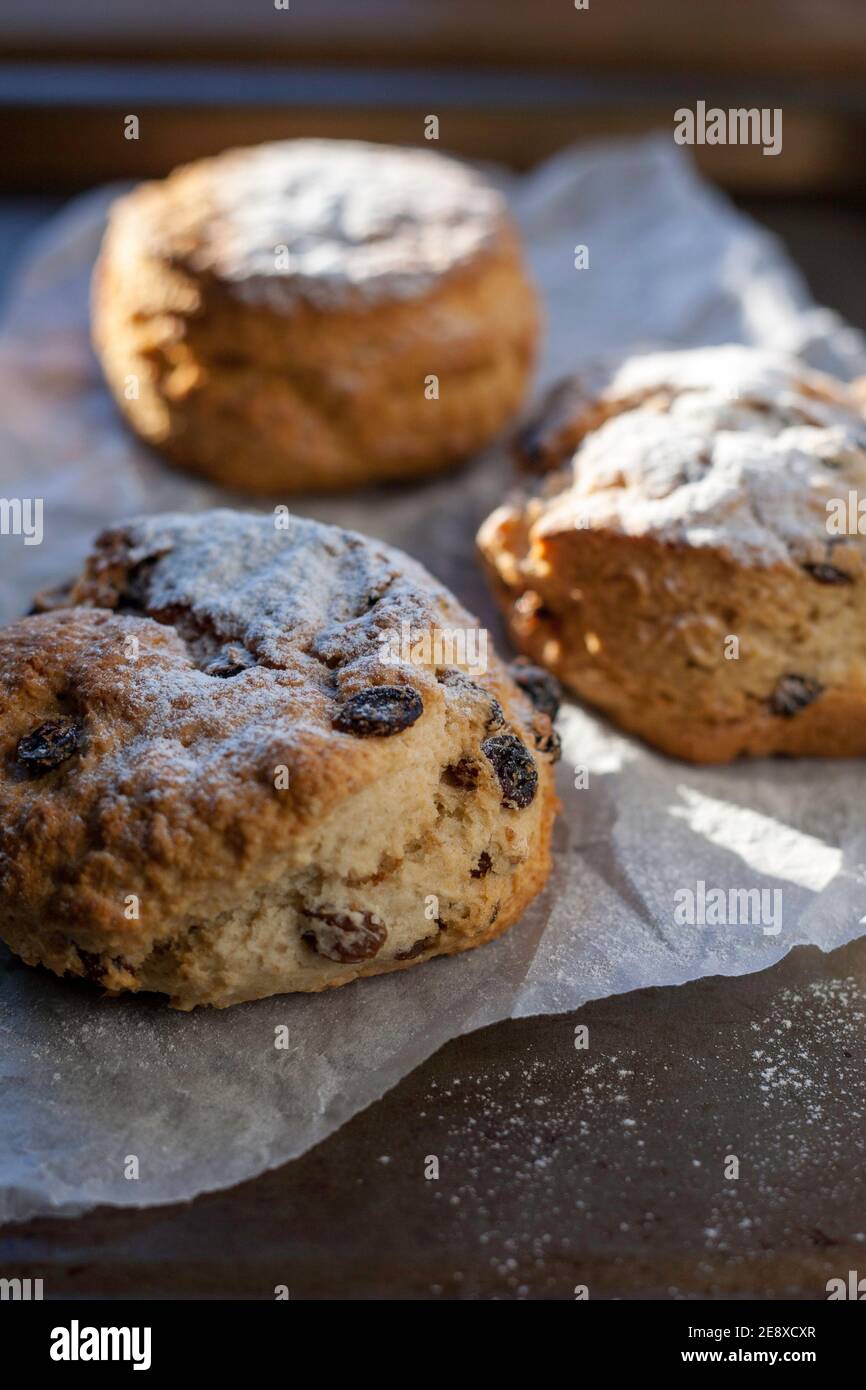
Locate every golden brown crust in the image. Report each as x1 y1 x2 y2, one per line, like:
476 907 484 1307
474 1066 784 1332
91 140 540 493
478 345 866 764
0 511 558 1006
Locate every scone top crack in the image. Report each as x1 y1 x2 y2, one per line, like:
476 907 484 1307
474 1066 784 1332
1 511 558 1007
478 345 866 762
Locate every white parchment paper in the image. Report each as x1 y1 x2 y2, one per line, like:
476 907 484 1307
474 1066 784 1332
2 135 866 1222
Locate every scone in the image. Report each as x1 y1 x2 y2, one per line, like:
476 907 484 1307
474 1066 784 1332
0 510 559 1008
92 139 540 493
478 344 866 763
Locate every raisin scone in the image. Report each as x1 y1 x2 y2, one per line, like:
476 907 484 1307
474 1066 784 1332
0 511 559 1008
92 139 540 493
477 344 866 763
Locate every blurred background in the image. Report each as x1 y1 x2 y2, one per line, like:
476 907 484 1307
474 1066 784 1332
0 0 864 321
1 0 865 184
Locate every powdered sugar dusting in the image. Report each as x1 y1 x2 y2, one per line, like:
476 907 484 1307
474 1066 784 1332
179 140 504 310
411 971 866 1297
539 345 866 569
751 977 866 1125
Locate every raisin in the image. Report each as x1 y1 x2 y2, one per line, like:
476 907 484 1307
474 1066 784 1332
471 851 493 879
115 557 158 612
202 644 256 678
437 669 504 730
300 907 387 963
802 563 852 585
71 948 134 986
531 715 562 762
16 718 82 772
395 933 438 961
333 685 423 737
485 697 506 732
518 423 556 473
76 948 105 984
509 658 562 721
481 733 538 809
355 574 395 616
442 757 481 790
770 674 824 717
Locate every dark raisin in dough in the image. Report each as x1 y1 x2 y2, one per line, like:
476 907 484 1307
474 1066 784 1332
300 908 387 962
509 658 562 721
442 757 480 790
481 733 538 809
115 556 159 612
395 933 438 961
517 423 553 473
333 685 423 737
75 947 106 984
71 947 134 985
437 668 504 731
485 697 506 732
202 644 256 678
471 851 493 879
802 563 852 585
770 674 824 717
16 718 82 772
531 716 562 762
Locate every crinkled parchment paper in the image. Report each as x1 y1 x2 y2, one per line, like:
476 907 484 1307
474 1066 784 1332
2 136 866 1221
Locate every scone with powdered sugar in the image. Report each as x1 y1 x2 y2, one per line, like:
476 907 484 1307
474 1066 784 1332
92 139 540 492
0 511 559 1008
477 344 866 762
